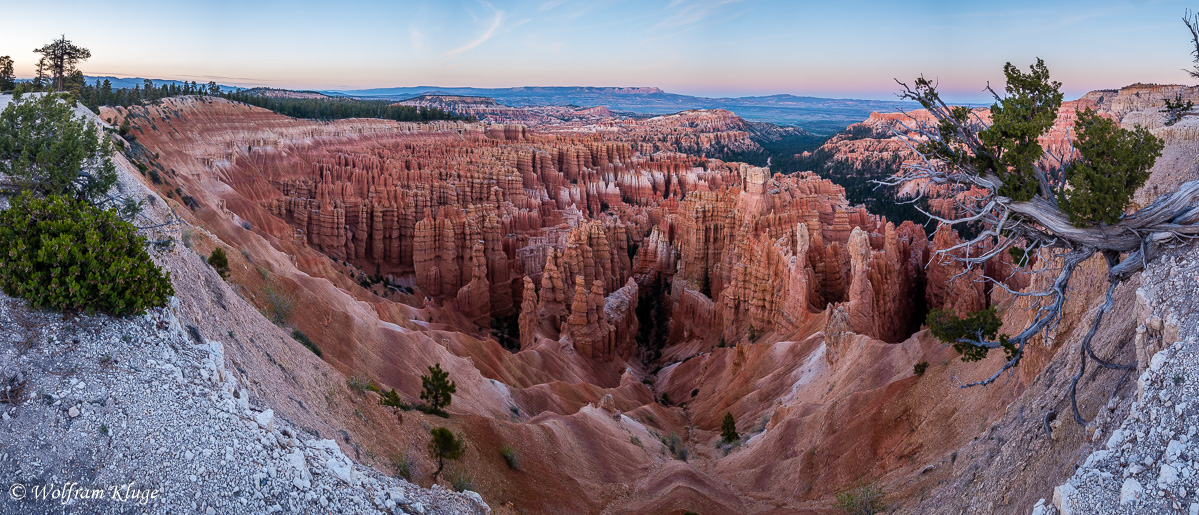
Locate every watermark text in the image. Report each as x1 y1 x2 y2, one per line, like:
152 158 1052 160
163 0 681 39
8 481 160 506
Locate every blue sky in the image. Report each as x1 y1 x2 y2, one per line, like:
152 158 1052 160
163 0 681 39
0 0 1194 101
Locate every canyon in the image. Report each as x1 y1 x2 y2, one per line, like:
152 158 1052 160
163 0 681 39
88 83 1199 513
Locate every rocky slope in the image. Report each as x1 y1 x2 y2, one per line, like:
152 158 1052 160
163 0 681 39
0 94 488 515
43 84 1196 514
900 90 1199 514
0 294 486 515
1048 246 1198 514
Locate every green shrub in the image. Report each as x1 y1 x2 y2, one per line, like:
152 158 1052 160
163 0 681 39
499 444 520 471
380 388 410 410
1057 108 1163 226
926 307 1007 362
207 247 229 279
347 375 380 395
428 427 464 483
913 361 929 376
446 468 473 492
1162 94 1193 126
291 329 322 357
0 194 172 316
391 451 416 481
834 481 887 515
261 281 294 325
661 433 688 461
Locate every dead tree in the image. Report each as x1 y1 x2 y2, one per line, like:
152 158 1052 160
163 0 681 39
881 58 1199 425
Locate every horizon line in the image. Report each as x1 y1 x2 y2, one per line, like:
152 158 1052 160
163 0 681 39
24 73 1180 105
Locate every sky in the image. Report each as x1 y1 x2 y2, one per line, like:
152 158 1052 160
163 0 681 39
0 0 1196 102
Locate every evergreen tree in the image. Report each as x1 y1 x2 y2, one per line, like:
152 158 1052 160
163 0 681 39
0 93 117 206
0 56 14 92
889 47 1198 425
427 427 464 483
33 35 91 92
1057 108 1162 225
66 70 85 97
32 57 48 90
101 79 113 104
720 412 739 444
420 363 457 415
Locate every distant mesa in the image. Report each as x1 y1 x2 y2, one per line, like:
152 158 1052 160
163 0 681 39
241 87 338 100
326 85 918 133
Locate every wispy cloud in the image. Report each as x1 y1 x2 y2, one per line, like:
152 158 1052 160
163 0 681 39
654 0 744 30
539 0 570 11
1047 5 1124 29
442 1 504 60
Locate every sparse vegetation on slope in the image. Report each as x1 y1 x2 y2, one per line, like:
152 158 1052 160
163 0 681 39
290 329 322 357
499 444 520 471
834 480 887 514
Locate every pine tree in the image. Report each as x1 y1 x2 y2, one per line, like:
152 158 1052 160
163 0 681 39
33 36 91 92
720 412 739 444
0 56 14 92
427 427 463 483
889 44 1199 425
420 363 456 415
32 57 48 90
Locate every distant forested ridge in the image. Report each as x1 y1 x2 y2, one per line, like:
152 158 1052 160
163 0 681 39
66 78 463 123
772 124 928 226
221 88 465 122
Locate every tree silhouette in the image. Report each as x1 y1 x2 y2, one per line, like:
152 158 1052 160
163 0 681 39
0 56 14 92
33 35 91 92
